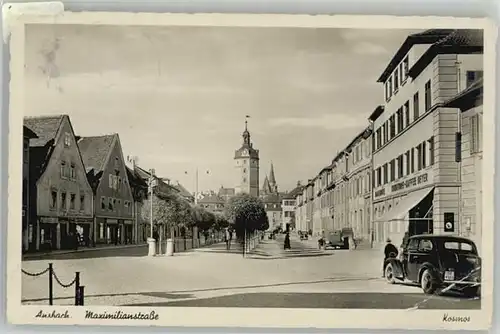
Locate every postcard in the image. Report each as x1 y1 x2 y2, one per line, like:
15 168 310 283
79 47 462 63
5 9 495 330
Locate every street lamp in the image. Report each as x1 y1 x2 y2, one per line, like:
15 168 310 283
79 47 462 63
147 169 157 256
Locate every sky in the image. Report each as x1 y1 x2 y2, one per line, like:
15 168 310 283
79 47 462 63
24 24 421 194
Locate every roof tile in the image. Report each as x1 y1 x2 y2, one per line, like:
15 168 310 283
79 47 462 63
78 135 116 173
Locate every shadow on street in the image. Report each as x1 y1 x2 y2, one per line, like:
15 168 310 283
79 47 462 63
124 292 481 309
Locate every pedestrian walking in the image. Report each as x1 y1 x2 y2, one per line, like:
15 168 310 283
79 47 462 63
284 232 291 250
383 238 398 277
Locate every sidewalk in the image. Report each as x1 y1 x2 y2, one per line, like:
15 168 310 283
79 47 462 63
22 243 147 260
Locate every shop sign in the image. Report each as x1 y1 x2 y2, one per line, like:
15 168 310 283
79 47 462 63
391 173 428 193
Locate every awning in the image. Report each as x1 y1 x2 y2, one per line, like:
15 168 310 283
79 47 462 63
375 187 434 223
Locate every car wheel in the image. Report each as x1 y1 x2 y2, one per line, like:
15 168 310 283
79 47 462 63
420 269 438 295
385 263 396 284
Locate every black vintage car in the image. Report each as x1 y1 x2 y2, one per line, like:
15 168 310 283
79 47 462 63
383 235 481 297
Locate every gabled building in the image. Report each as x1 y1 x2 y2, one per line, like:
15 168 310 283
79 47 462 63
173 181 194 203
197 192 225 214
22 126 38 252
24 115 94 252
78 134 135 245
218 186 235 202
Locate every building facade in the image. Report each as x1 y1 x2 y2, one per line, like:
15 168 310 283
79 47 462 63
198 191 226 214
78 134 135 245
22 126 38 252
234 120 259 197
282 182 303 231
370 29 483 248
444 78 483 252
24 115 94 252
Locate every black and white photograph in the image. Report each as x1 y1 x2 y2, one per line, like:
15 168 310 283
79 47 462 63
6 12 494 330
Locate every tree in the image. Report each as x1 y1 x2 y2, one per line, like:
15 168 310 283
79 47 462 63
213 213 230 231
141 192 193 242
224 193 269 239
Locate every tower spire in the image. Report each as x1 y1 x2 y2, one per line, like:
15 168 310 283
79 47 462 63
242 115 251 146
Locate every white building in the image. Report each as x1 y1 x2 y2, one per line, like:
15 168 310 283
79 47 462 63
370 29 483 248
443 78 483 252
281 182 303 231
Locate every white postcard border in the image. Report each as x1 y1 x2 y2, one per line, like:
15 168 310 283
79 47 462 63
6 11 496 330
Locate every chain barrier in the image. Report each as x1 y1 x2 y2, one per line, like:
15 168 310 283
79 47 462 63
21 267 49 277
52 270 77 288
21 262 84 306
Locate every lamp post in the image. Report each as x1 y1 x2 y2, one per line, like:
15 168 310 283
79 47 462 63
147 169 156 256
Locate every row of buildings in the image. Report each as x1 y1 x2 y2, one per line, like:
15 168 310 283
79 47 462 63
22 115 193 253
293 29 484 251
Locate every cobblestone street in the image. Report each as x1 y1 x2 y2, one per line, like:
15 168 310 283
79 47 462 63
21 234 478 309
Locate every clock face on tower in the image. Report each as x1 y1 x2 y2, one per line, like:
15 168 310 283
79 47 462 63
242 149 248 156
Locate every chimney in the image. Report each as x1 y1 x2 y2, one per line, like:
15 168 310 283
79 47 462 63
297 181 302 187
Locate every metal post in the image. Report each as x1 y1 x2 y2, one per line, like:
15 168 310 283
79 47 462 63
149 169 154 239
78 286 85 306
48 263 53 306
74 272 80 306
455 61 462 236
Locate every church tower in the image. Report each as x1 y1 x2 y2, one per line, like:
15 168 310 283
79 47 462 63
234 118 259 197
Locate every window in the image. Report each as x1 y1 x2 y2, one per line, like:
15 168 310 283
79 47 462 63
466 70 483 88
418 239 433 252
397 155 404 179
60 161 67 178
405 151 411 175
390 159 396 182
413 92 420 120
399 63 404 85
60 192 67 210
407 238 419 251
382 163 388 184
427 137 435 166
389 115 396 139
385 82 389 101
410 148 415 173
64 133 71 147
114 157 120 168
470 114 482 153
402 57 409 81
109 174 114 188
424 80 432 111
388 78 393 98
376 128 382 149
417 144 423 171
70 193 76 209
404 101 410 127
376 168 382 187
444 241 474 253
243 177 247 183
101 197 106 210
381 123 387 144
243 168 247 173
394 68 399 91
50 189 57 209
108 198 114 211
99 223 104 239
70 163 76 179
80 194 85 211
383 122 389 143
396 108 404 133
422 141 427 168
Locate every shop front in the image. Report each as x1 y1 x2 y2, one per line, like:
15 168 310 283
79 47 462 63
122 219 134 244
38 217 58 251
373 169 435 248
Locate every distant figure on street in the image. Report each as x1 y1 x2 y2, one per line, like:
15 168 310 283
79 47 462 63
383 238 398 277
284 233 291 250
225 229 232 250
